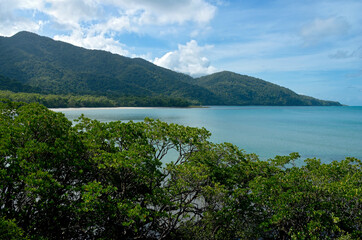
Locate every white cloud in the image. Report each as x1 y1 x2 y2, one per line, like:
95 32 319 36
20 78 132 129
0 18 43 37
0 0 45 36
12 0 45 9
0 0 217 60
0 0 100 33
300 17 350 46
54 30 130 56
154 40 217 77
94 16 133 34
42 0 100 28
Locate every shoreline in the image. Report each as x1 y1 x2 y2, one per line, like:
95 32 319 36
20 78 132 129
51 107 168 111
51 106 208 111
50 105 356 111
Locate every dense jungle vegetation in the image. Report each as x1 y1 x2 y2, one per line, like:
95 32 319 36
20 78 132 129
0 90 193 108
1 100 360 239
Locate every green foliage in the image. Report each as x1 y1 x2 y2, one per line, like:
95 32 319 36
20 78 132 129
0 75 38 93
0 217 27 240
249 154 361 239
0 32 341 106
0 90 194 107
1 100 359 239
194 71 341 106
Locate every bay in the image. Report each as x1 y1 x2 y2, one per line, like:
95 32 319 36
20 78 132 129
53 106 362 163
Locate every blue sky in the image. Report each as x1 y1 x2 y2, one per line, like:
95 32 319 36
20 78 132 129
1 0 361 105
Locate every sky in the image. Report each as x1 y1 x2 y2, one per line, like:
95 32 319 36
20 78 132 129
0 0 361 105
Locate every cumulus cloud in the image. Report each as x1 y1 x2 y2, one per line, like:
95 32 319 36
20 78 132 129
54 30 130 56
6 0 216 29
154 40 217 77
0 18 44 37
93 16 133 34
0 0 217 59
0 0 45 36
43 0 100 28
54 16 136 57
300 17 350 46
0 0 100 34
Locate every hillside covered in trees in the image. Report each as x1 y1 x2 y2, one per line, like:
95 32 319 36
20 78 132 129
0 31 341 107
0 100 360 239
194 71 339 106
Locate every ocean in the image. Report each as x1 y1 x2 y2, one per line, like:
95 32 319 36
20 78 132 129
53 106 362 163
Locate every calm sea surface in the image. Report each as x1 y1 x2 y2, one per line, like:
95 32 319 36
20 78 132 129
53 106 362 163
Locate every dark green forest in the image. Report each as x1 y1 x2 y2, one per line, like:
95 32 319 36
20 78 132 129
1 100 360 239
195 71 341 106
0 90 193 108
0 32 341 107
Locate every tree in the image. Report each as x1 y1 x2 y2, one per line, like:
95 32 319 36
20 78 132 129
0 100 211 239
249 154 361 239
0 100 360 239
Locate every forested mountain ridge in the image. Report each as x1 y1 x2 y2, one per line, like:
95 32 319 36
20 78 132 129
0 31 219 105
0 31 341 106
194 71 341 106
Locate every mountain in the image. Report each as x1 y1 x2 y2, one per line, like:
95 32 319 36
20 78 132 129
0 31 219 104
194 71 340 106
0 31 341 106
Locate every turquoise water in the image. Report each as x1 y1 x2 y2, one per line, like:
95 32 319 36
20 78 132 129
53 106 362 163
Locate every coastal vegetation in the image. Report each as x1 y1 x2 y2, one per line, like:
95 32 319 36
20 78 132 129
1 100 360 239
0 90 193 108
0 32 341 107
